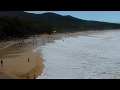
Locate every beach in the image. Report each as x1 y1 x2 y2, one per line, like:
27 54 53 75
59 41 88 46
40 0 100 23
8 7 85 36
0 31 101 79
0 51 44 79
0 40 45 79
0 34 50 79
0 33 64 79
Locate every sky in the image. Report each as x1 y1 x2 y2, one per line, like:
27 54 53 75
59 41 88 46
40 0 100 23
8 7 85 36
25 11 120 23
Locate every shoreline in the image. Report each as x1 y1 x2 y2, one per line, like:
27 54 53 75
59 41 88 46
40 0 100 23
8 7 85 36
0 30 104 79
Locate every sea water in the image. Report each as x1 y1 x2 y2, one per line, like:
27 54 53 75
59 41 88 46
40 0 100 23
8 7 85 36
36 30 120 79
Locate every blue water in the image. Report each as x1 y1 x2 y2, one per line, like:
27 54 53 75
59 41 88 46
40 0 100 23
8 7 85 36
36 30 120 79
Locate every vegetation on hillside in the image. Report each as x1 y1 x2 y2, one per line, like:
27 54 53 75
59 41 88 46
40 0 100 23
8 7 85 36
0 16 53 40
0 11 120 40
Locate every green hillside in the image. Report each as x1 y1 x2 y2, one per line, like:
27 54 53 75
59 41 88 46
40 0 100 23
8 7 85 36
0 11 120 39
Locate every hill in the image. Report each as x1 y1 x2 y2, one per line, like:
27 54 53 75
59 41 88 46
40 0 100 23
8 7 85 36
1 11 120 31
0 11 120 39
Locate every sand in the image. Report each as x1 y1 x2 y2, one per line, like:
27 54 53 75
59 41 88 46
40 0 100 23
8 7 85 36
0 36 45 79
0 51 44 79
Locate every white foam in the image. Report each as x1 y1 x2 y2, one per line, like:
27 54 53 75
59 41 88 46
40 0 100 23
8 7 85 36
36 30 120 79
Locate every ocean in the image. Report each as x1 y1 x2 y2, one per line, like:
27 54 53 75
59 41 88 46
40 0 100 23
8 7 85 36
36 30 120 79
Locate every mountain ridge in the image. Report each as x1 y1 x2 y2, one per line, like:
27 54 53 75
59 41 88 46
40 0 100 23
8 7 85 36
0 11 120 40
0 11 120 32
0 11 113 24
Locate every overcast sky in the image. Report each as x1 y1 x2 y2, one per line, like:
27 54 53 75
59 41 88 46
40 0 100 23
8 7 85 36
25 11 120 23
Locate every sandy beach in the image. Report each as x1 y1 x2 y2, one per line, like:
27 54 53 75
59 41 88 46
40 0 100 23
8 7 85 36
0 33 63 79
0 31 100 79
0 35 47 79
0 51 44 79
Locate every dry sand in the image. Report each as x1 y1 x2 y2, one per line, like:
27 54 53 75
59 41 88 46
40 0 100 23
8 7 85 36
0 51 44 79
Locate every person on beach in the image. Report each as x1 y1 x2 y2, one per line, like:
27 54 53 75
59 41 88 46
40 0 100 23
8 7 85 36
27 73 29 79
1 59 3 67
28 58 30 62
32 41 34 45
34 74 36 79
43 40 45 45
48 36 49 39
36 40 37 45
